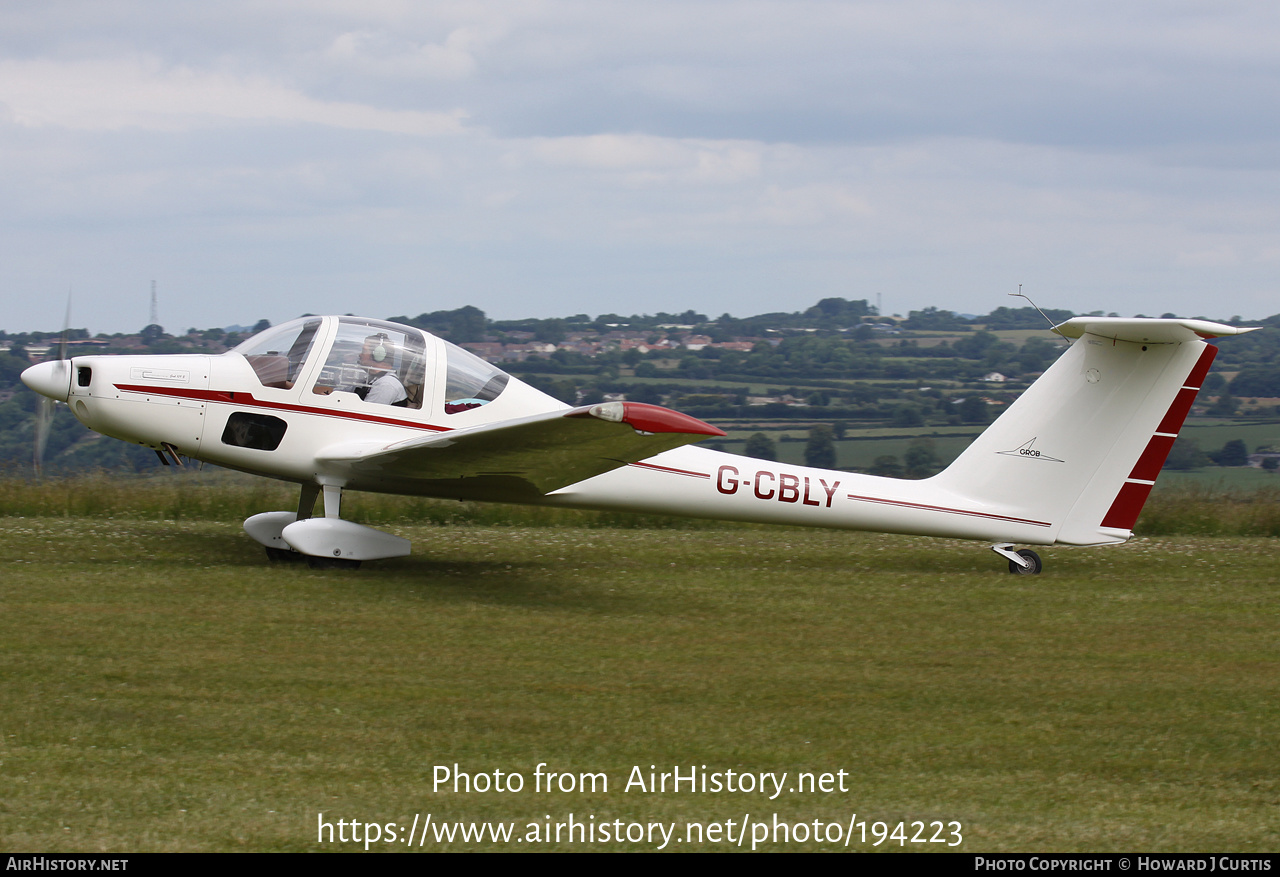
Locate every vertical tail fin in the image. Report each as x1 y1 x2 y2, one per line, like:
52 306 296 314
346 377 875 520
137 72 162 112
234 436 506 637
932 318 1257 546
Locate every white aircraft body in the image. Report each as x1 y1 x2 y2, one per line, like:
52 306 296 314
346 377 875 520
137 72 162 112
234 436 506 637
20 314 1256 572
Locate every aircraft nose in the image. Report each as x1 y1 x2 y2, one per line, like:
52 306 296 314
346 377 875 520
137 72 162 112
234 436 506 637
21 359 72 403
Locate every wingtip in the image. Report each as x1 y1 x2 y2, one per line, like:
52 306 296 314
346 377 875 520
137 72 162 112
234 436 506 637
568 401 726 437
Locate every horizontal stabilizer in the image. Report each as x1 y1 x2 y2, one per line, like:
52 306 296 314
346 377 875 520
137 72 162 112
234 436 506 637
1053 317 1258 344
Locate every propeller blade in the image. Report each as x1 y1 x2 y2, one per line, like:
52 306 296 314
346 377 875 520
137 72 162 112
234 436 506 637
58 289 72 361
32 289 72 477
33 395 53 477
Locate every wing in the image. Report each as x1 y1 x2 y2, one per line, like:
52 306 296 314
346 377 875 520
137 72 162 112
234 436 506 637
314 401 725 501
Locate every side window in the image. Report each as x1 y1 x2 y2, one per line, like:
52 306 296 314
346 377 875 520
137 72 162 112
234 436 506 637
444 343 509 414
234 320 321 389
312 320 427 409
221 412 288 451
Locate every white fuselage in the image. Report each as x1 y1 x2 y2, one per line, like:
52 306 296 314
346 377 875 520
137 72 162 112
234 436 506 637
59 347 1055 546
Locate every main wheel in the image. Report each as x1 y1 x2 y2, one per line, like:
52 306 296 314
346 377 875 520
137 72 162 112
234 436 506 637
1008 548 1042 575
265 546 303 563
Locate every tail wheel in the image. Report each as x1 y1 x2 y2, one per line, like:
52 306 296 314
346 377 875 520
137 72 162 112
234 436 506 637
1008 549 1042 575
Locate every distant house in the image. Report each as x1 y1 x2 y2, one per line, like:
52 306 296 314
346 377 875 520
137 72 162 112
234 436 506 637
746 394 806 407
461 342 505 361
983 372 1007 383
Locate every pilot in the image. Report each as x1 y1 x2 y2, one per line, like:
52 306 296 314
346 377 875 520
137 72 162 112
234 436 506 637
360 333 408 406
365 364 407 405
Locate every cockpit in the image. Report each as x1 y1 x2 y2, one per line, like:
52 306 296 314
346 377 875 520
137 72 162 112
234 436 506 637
231 316 511 415
311 319 427 408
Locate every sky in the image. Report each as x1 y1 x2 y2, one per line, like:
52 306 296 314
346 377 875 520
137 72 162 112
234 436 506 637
2 1 1279 334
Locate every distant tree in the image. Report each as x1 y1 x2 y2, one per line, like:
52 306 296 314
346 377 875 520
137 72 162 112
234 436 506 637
1229 366 1280 397
140 324 166 344
449 306 488 342
1210 439 1249 467
869 455 904 478
903 438 942 479
804 425 837 469
980 306 1075 329
904 307 967 330
952 331 999 359
803 298 872 326
831 421 848 440
958 396 990 424
892 405 924 427
1163 437 1210 470
1207 393 1239 417
1016 336 1059 374
1263 457 1279 472
251 319 271 334
394 306 487 342
744 432 777 461
628 385 663 405
535 319 566 344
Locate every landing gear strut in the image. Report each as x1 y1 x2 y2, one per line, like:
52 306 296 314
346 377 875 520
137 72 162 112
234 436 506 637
243 482 409 568
991 543 1043 575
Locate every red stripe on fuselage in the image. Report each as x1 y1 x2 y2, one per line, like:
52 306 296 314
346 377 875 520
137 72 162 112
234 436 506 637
844 494 1052 528
112 384 453 433
626 461 711 479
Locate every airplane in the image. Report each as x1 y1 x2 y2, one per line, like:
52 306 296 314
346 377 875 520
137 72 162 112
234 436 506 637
20 313 1257 573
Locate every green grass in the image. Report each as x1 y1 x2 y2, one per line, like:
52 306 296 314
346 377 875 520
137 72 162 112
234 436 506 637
1152 467 1280 493
0 504 1277 851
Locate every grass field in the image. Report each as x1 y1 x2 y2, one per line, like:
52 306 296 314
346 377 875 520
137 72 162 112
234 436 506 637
1 501 1277 851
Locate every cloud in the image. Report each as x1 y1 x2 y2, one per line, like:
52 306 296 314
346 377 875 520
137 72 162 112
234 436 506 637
3 2 1280 333
520 133 762 185
323 27 488 80
0 57 467 135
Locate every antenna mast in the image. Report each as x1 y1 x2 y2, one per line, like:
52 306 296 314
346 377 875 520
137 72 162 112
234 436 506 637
150 280 158 327
1009 284 1064 337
